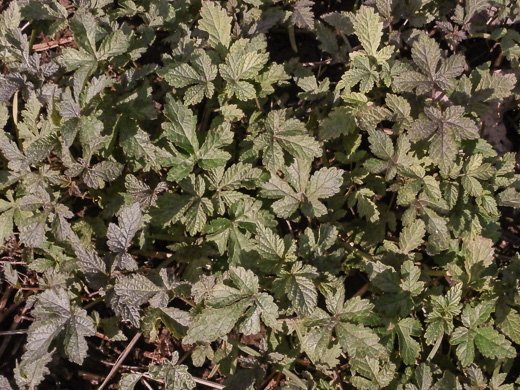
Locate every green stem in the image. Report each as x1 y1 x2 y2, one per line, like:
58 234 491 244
84 296 103 310
470 33 492 39
424 270 446 277
427 335 443 361
228 337 262 357
29 26 37 52
282 368 307 389
12 91 22 151
288 25 298 53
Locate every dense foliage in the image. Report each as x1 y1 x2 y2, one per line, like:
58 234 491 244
0 0 520 389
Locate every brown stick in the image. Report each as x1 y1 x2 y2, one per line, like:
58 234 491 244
97 331 142 390
353 282 371 297
0 307 28 360
33 37 74 52
0 329 27 336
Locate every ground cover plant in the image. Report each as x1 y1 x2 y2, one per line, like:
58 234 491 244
0 0 520 388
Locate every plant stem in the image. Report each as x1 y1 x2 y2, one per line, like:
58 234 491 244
288 25 298 53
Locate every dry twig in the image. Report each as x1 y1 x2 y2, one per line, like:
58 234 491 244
33 37 74 52
97 331 142 390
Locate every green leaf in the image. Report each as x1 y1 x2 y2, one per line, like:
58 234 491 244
162 97 199 155
341 54 380 93
198 1 232 54
97 30 130 60
352 6 383 57
496 305 520 344
394 33 465 93
160 52 217 105
368 129 393 160
319 107 356 140
462 236 494 284
498 187 520 208
291 0 315 30
107 203 142 271
183 299 251 344
14 352 53 390
119 373 143 390
148 352 196 390
399 219 425 254
474 327 516 360
400 261 424 295
462 300 496 328
113 274 163 326
274 262 318 316
261 158 343 218
21 288 95 365
450 327 476 367
301 327 339 365
353 188 379 222
19 212 47 248
405 363 432 390
336 323 388 360
255 110 321 171
395 318 422 365
350 357 396 390
425 284 462 345
409 106 479 172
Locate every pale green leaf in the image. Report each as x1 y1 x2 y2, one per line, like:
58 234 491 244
198 1 232 53
183 299 251 344
336 323 388 360
399 219 425 254
474 327 516 360
352 7 383 56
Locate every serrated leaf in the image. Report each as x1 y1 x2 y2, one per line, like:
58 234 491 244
463 236 494 283
474 327 516 360
395 318 422 365
319 106 356 140
274 262 318 316
261 158 343 218
350 357 396 389
291 0 315 30
22 288 95 365
183 299 251 344
0 375 13 390
368 129 393 160
160 52 217 105
301 327 337 364
352 7 383 57
353 188 379 222
107 203 142 270
409 106 479 171
400 219 425 253
119 373 143 390
400 261 424 295
450 327 476 367
255 110 321 171
162 97 198 155
496 305 520 344
97 30 130 60
198 1 232 54
336 323 388 360
14 352 52 390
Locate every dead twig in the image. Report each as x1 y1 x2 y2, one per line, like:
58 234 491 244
0 307 28 360
0 329 28 336
33 37 74 52
353 282 371 297
141 378 154 390
97 331 142 390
